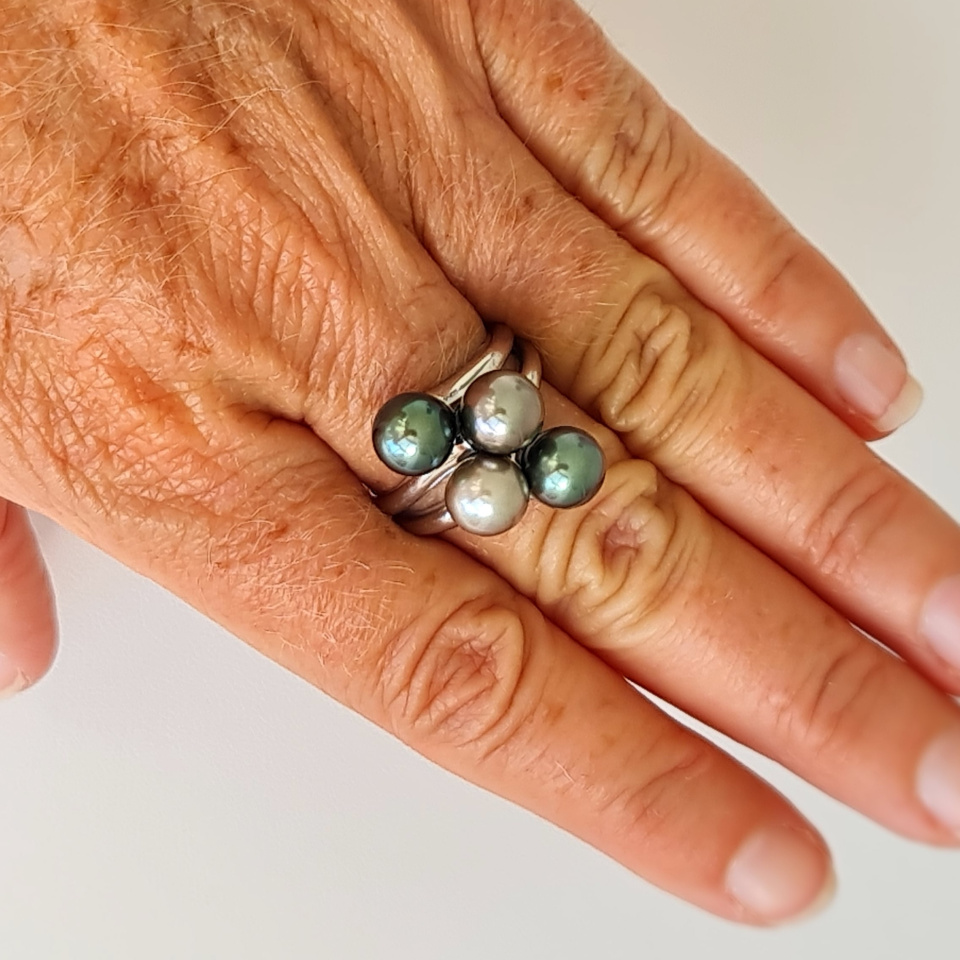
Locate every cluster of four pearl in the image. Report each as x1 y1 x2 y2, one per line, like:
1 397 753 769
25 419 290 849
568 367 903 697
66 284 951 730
373 370 606 536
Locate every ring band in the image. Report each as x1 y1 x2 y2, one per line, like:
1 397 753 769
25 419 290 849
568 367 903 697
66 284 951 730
372 325 605 537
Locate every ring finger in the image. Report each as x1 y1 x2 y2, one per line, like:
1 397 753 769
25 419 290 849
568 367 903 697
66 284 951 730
181 31 960 851
332 324 960 847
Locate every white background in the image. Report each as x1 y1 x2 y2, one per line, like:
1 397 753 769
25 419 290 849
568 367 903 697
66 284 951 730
2 1 959 957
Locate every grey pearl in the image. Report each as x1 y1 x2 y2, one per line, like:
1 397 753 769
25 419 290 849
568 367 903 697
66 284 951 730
523 427 605 509
460 371 544 455
445 454 530 536
372 392 456 476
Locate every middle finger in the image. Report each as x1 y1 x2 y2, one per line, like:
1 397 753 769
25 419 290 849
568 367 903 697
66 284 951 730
403 380 960 846
403 102 960 695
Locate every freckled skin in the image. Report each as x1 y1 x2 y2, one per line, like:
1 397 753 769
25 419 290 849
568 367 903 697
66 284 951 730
1 0 953 928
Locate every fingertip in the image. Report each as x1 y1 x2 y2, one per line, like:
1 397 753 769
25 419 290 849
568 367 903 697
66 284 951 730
874 374 924 435
790 861 838 924
724 823 834 926
835 333 923 434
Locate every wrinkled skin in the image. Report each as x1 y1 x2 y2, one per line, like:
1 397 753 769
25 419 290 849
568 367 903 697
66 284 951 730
2 0 959 926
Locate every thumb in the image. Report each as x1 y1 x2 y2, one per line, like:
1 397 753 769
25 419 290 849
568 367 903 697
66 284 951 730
0 499 57 698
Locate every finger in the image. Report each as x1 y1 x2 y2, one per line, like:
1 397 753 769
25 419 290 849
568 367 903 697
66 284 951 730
0 498 57 696
0 401 832 925
547 259 960 694
334 326 960 853
467 0 922 436
445 388 960 846
369 59 960 696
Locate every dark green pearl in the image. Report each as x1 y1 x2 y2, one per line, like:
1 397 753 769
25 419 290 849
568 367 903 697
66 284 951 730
523 427 605 508
372 392 456 476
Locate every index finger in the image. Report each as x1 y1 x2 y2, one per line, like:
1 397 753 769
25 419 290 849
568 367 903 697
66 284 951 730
469 0 922 436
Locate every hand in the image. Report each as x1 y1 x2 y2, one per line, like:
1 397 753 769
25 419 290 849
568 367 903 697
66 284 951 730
2 0 958 926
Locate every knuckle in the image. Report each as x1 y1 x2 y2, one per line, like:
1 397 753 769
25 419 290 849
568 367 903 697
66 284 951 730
473 0 698 233
746 227 809 325
535 460 709 647
598 737 717 845
797 462 905 580
771 639 890 758
576 277 736 456
373 593 534 752
473 0 609 87
340 276 480 418
590 86 699 233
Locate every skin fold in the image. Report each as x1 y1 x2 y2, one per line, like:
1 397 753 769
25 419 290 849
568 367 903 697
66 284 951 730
1 0 958 925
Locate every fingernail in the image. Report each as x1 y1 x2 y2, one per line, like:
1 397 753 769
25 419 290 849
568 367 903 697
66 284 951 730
725 824 833 924
835 333 922 431
0 651 28 700
920 575 960 671
917 729 960 836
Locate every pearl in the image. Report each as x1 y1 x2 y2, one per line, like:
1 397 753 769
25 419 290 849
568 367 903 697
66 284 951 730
372 392 456 476
460 371 544 455
523 427 605 509
445 454 530 536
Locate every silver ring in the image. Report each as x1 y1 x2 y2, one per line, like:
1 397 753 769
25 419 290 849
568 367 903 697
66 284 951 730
372 325 605 537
